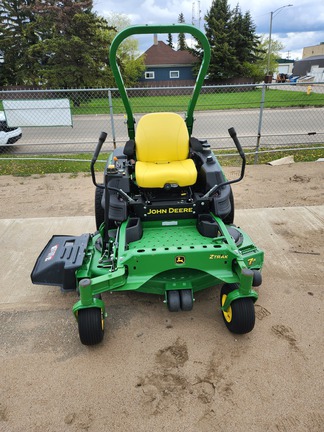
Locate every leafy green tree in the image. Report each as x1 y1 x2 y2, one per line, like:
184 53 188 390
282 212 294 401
104 12 145 87
247 36 283 81
0 1 145 88
177 12 187 50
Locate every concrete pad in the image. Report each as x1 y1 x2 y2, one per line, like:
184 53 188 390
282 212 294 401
267 155 294 166
234 206 324 281
0 216 94 309
0 208 323 432
1 207 323 310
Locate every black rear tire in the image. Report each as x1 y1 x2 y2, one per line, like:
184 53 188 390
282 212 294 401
95 186 105 230
78 307 104 345
223 188 234 225
220 284 255 334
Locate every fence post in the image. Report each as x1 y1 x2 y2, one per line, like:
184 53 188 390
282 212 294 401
254 83 266 164
108 89 116 149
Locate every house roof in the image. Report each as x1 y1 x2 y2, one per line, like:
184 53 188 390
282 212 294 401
143 41 197 66
297 55 324 62
276 58 294 64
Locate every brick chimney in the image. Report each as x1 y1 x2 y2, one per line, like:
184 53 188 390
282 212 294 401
153 34 158 45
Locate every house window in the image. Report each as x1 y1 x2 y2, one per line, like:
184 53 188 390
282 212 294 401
170 70 180 79
145 71 155 79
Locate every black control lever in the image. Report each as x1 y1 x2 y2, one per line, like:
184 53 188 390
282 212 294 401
228 127 245 159
91 132 107 188
202 127 246 199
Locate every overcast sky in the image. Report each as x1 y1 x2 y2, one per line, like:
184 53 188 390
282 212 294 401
93 0 324 60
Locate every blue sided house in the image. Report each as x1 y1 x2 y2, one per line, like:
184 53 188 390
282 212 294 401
140 35 198 86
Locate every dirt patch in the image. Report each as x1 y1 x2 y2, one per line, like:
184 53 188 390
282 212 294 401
0 162 323 219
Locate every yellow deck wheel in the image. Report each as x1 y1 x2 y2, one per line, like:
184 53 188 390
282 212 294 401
221 294 232 322
220 283 255 334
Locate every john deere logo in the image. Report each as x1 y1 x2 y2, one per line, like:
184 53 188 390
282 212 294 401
175 256 185 265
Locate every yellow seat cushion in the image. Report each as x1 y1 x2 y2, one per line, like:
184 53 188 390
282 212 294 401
135 113 197 188
136 159 197 188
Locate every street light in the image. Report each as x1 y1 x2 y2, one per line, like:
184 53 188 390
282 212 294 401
266 4 293 77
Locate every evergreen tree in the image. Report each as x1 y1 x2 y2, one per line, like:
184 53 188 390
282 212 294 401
241 11 261 63
166 33 174 49
26 0 111 87
232 7 262 73
190 0 263 82
204 0 240 80
230 4 245 74
0 0 38 85
177 12 187 50
230 5 261 76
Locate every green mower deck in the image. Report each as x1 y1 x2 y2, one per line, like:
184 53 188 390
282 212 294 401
71 216 263 316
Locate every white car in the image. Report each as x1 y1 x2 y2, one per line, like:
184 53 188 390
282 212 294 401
0 111 22 145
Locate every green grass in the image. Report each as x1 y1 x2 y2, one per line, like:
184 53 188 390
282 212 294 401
2 87 323 115
216 145 324 166
0 145 323 176
0 153 110 176
63 88 324 115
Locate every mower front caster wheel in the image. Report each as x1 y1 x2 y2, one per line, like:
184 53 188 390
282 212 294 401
220 284 255 334
180 289 193 311
167 290 193 312
78 307 104 345
167 290 180 312
252 270 262 287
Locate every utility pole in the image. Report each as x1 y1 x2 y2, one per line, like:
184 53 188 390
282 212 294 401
266 4 293 76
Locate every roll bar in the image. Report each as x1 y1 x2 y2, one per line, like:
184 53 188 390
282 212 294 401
109 24 211 139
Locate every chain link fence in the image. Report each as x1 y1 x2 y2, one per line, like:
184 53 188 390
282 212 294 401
1 82 323 160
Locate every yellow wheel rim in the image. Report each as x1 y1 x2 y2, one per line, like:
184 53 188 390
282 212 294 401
101 310 105 331
221 294 232 323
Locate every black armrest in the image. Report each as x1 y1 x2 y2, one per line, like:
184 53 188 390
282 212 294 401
123 139 135 158
190 137 203 151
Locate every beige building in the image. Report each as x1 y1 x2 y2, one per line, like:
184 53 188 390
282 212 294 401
302 42 324 58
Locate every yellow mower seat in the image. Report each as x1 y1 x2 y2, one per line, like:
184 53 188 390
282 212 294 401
135 112 197 188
